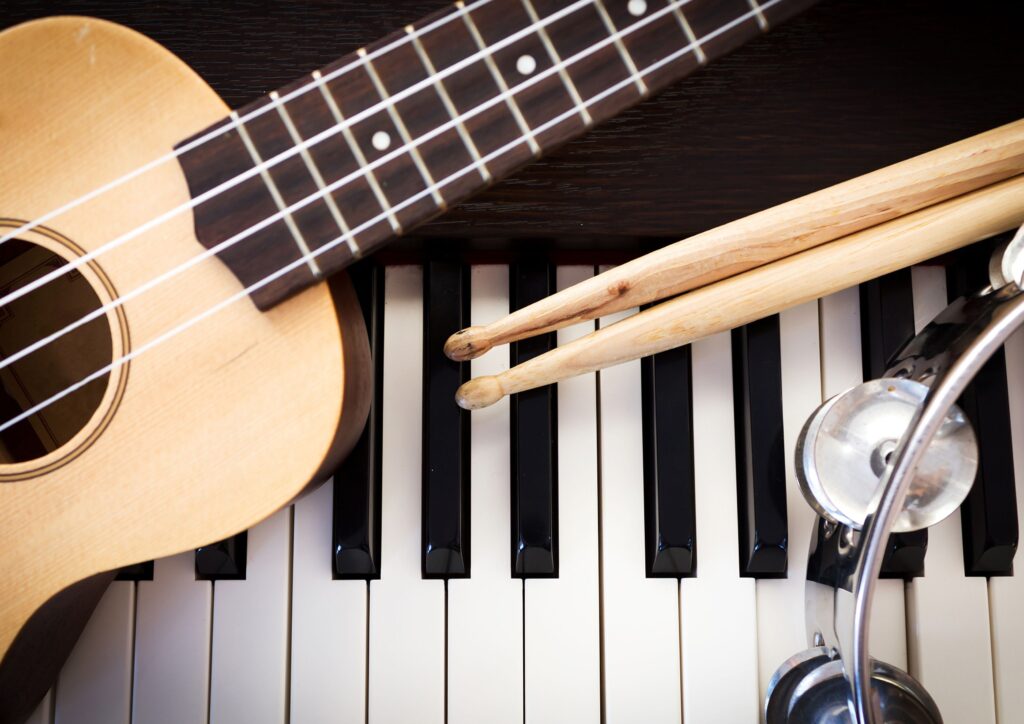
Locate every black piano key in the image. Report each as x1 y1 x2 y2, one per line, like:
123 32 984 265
510 260 558 578
945 241 1018 576
732 316 788 578
195 532 247 580
860 270 928 579
114 561 154 581
421 259 471 578
333 262 384 579
877 532 927 578
641 343 697 577
860 270 918 381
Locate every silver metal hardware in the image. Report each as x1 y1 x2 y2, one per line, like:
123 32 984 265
767 225 1024 724
989 222 1024 289
846 281 1024 723
796 378 977 533
786 658 941 723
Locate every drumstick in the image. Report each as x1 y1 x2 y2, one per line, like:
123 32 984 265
444 119 1024 362
454 173 1024 409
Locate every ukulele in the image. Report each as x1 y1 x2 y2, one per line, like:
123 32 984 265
0 0 813 719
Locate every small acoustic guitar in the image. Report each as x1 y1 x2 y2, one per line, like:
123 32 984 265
0 0 813 719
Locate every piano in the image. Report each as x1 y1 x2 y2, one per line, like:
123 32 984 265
6 1 1023 722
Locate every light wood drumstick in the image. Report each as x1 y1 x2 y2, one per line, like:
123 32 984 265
455 174 1024 409
445 119 1024 362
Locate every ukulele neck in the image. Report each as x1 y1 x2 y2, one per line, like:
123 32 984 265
176 0 814 310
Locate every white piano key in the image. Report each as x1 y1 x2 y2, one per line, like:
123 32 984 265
818 288 907 668
599 305 681 723
54 580 134 724
448 265 522 724
524 266 600 724
819 288 864 399
910 266 948 335
990 324 1024 724
680 331 759 721
368 265 445 724
209 507 291 724
24 689 53 724
755 302 823 701
905 264 996 724
133 552 211 724
289 479 367 724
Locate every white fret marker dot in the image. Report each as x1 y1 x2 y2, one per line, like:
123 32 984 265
627 0 647 16
516 54 537 76
371 130 391 151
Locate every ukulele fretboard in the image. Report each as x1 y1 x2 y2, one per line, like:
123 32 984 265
176 0 814 310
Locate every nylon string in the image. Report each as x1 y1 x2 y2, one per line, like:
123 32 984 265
0 0 690 374
0 0 595 311
0 0 778 435
0 0 498 249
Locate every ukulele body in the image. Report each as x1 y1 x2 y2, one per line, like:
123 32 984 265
0 16 370 719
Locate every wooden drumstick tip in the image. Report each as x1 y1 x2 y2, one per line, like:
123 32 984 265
444 326 491 361
455 376 504 410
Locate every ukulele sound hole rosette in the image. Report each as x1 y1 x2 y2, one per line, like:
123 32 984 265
796 377 978 533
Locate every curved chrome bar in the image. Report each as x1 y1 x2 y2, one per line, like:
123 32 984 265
848 283 1024 723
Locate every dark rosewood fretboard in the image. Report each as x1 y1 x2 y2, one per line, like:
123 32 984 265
177 0 815 310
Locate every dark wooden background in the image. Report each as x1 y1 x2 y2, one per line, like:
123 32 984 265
3 0 1022 258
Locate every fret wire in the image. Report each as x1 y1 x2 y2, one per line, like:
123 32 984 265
310 0 779 273
2 0 602 310
457 0 543 157
293 0 780 272
673 6 707 65
359 49 448 211
746 0 770 30
285 0 779 275
294 0 772 271
406 26 493 184
229 110 323 279
212 0 702 278
519 0 594 127
593 0 649 97
224 0 722 267
312 70 403 234
270 91 361 257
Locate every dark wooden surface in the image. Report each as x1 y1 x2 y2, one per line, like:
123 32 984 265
4 0 1022 252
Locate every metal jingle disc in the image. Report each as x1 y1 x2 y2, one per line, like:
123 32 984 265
765 648 834 723
796 378 977 533
785 659 942 723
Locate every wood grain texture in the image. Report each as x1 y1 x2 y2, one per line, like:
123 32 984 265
4 1 1020 249
455 174 1024 408
443 119 1024 360
0 16 369 718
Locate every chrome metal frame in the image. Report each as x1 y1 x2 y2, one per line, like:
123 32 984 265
847 280 1024 722
768 231 1024 723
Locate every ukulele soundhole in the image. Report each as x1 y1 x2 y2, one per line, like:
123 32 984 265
0 236 118 466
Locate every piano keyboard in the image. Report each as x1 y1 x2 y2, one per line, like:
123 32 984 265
27 249 1024 724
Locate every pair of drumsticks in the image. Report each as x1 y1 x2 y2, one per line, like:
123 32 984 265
445 119 1024 409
